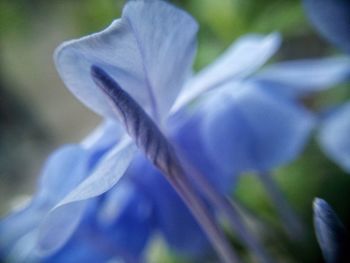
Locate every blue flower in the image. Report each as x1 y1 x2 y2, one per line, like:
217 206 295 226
3 0 350 261
1 1 281 261
303 0 350 174
44 0 283 257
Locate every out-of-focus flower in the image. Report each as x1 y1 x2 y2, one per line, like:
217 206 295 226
303 0 350 54
200 56 350 174
304 0 350 174
313 198 349 263
318 102 350 173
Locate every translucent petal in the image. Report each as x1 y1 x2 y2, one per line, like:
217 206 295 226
201 82 316 173
0 201 41 256
36 137 136 254
38 146 90 204
0 145 89 259
171 33 281 112
54 137 136 206
55 0 198 121
37 202 88 256
318 102 350 172
45 182 155 262
255 57 350 98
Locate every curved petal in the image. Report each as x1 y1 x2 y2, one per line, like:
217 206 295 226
201 81 316 173
318 102 350 172
254 57 350 98
55 0 198 121
45 182 155 262
43 200 113 263
37 201 88 256
54 137 136 206
303 0 350 54
171 33 281 112
5 230 40 263
37 146 90 203
0 145 89 260
36 137 136 254
0 202 42 258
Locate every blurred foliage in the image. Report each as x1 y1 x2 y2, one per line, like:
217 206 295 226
1 0 350 262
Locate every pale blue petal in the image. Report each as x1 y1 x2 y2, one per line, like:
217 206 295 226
171 33 281 112
318 102 350 172
5 230 39 263
37 202 88 256
304 0 350 54
36 137 136 254
255 57 350 98
0 145 89 260
37 146 90 204
55 0 198 121
0 202 41 259
53 137 136 206
42 200 111 262
45 182 155 262
81 119 121 151
201 81 316 173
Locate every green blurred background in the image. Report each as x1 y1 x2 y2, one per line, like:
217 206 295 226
0 0 349 262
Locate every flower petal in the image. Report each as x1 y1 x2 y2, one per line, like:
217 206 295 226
169 111 237 194
45 182 155 262
255 57 350 98
37 201 88 256
304 0 350 53
0 145 89 259
55 0 198 121
53 136 136 207
171 33 281 112
36 137 136 254
81 119 121 150
201 81 315 173
129 156 211 257
318 102 350 172
37 146 90 204
97 182 155 259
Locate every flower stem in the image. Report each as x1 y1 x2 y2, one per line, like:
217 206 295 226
258 172 303 240
168 166 241 263
179 157 273 263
